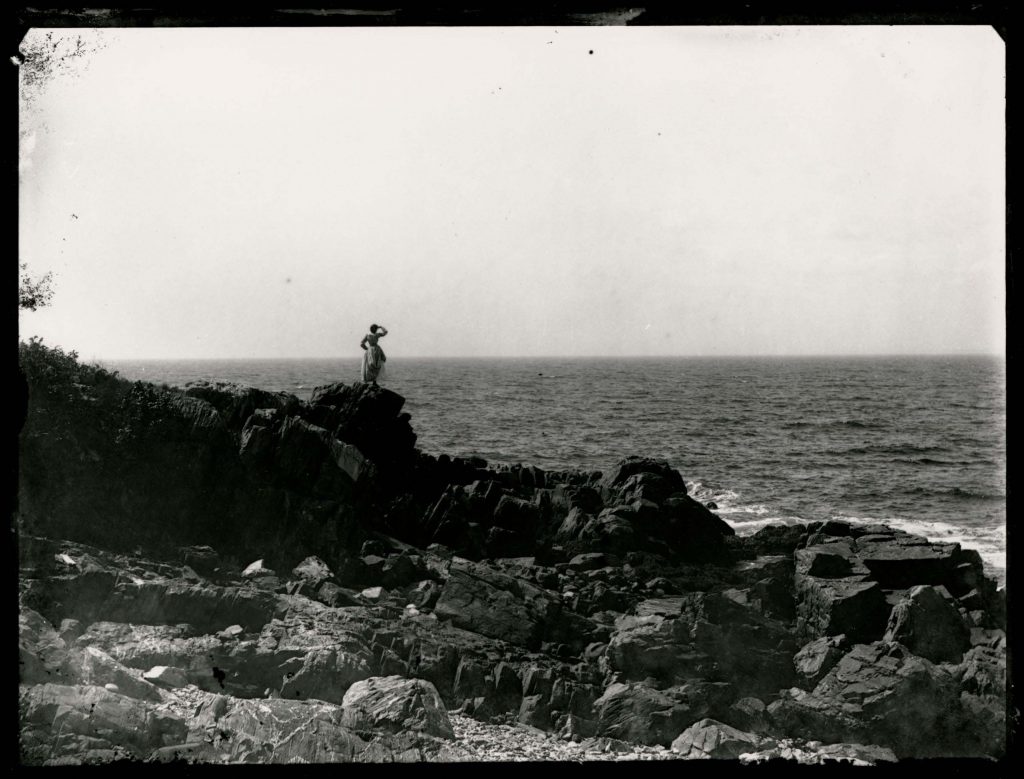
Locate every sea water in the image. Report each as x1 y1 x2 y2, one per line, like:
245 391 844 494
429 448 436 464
101 355 1007 584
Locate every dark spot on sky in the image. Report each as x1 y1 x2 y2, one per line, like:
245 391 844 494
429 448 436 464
589 50 594 55
285 277 292 283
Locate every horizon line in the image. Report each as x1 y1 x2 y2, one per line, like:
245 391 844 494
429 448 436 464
88 352 1007 362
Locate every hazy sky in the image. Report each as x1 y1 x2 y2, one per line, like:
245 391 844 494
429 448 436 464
19 25 1005 360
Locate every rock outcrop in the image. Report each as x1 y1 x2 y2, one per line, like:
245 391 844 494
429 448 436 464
16 351 1006 764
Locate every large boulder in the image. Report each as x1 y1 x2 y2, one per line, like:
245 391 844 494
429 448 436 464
605 613 712 684
882 585 971 664
303 382 417 468
341 676 454 740
192 694 366 763
19 684 188 764
671 718 762 759
593 682 697 746
433 559 559 649
853 535 962 589
794 575 890 643
601 457 687 494
767 641 964 758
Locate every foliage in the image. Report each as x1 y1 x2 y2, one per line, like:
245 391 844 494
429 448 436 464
19 263 54 311
17 29 109 107
18 336 117 395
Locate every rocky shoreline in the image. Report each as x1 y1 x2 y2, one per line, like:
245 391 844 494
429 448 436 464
16 349 1008 764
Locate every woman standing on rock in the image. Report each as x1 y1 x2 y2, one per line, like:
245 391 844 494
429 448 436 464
360 324 388 385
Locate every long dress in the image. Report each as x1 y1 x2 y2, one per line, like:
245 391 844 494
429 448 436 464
360 332 387 383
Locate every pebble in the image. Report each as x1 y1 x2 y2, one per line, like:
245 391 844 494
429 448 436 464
448 714 682 762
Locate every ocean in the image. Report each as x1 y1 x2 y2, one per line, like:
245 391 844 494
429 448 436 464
100 356 1007 585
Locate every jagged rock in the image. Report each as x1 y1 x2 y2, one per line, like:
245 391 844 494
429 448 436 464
24 569 280 636
19 684 188 764
795 541 870 578
19 608 69 684
685 593 797 698
882 585 971 664
578 509 645 555
853 535 962 589
518 694 552 729
317 582 359 607
178 545 221 576
492 495 542 534
433 559 559 649
729 523 807 557
341 676 454 739
602 457 687 494
795 575 889 643
593 682 700 746
279 647 374 704
671 718 762 759
605 614 711 683
726 697 769 733
61 646 162 701
767 641 964 758
183 380 299 431
567 552 609 572
793 635 849 688
292 555 333 585
193 694 366 763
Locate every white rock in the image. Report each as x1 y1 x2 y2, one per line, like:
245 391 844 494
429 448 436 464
361 586 384 601
242 559 272 577
143 665 189 688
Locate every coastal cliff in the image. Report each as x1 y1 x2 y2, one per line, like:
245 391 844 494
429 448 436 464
17 343 1008 764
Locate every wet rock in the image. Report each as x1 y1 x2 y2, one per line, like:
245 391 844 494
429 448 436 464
671 718 762 759
341 676 454 740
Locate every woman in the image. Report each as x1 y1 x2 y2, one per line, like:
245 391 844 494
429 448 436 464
360 324 388 384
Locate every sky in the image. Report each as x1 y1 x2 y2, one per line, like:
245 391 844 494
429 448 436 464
18 25 1005 360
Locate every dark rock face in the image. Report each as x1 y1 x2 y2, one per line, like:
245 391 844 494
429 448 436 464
767 642 965 758
433 559 562 650
882 585 971 664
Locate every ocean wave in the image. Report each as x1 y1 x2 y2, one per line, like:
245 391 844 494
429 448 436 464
782 419 886 430
829 443 947 456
